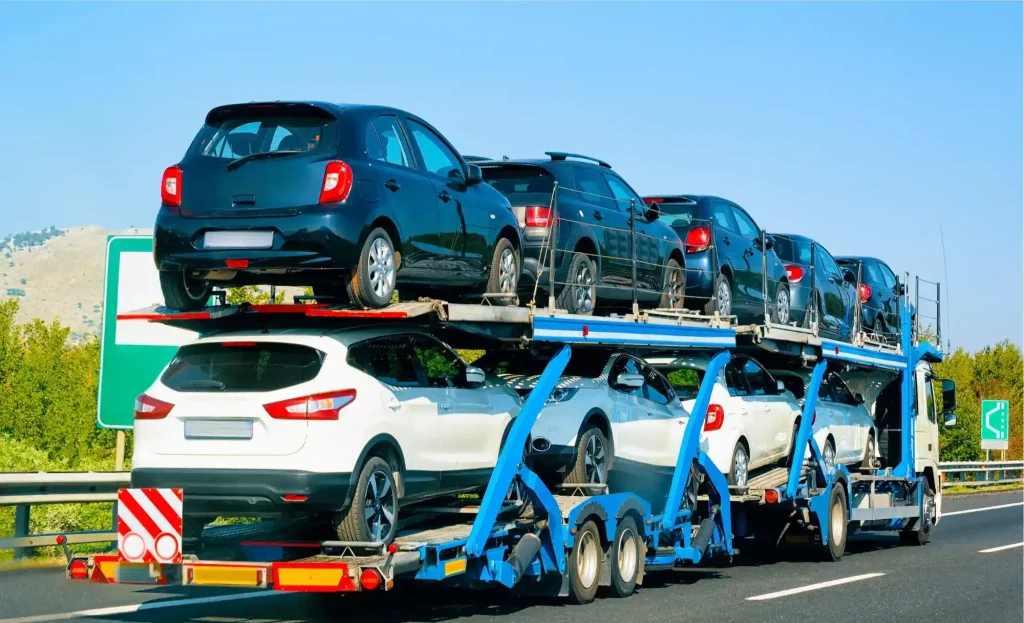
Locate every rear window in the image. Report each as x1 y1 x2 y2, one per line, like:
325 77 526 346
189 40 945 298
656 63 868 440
161 342 325 393
838 259 883 284
772 236 813 265
653 200 701 229
474 349 608 378
188 108 337 161
481 166 556 207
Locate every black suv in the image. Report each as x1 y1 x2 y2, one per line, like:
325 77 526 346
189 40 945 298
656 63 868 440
154 102 521 310
479 153 685 314
835 256 902 337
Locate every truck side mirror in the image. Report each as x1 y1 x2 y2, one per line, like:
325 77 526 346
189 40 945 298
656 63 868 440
943 412 957 428
941 378 957 413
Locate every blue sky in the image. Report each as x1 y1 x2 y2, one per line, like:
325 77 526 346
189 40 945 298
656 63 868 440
0 2 1020 351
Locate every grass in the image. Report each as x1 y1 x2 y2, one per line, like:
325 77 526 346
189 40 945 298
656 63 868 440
943 483 1023 496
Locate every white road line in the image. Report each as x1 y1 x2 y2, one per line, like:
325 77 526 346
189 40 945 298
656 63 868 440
0 590 289 623
943 501 1023 517
746 573 886 601
979 542 1024 554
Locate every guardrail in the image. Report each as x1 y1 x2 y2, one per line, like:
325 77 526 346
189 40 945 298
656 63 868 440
939 461 1024 487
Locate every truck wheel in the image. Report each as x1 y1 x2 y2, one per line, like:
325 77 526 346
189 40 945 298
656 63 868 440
556 252 596 315
727 442 748 487
823 484 848 561
567 426 609 485
659 258 685 310
568 520 601 604
900 484 934 546
159 270 211 311
333 457 399 544
608 516 641 598
486 238 519 306
347 228 397 309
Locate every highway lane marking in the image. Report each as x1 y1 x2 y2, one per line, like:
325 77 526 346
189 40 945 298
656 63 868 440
746 573 886 601
0 590 290 623
943 501 1023 517
979 542 1024 554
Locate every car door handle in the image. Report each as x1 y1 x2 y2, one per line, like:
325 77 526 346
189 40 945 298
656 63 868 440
722 235 731 245
438 190 451 202
593 211 603 221
384 179 401 191
440 400 454 411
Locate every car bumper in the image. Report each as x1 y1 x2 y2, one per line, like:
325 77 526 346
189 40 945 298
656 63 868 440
527 444 576 476
131 468 353 516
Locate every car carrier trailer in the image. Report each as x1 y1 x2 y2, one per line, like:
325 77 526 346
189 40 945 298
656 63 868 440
62 288 952 604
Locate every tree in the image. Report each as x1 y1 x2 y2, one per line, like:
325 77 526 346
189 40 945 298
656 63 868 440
225 286 285 306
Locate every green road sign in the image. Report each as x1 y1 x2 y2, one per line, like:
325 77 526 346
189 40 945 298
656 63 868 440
980 399 1010 451
97 235 196 429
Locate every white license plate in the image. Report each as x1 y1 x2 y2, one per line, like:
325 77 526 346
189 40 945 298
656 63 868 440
184 419 254 440
203 231 274 249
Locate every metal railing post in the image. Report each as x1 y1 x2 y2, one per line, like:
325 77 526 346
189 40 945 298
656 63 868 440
710 221 718 315
630 199 638 311
854 261 863 338
547 183 559 309
761 230 769 324
936 281 942 348
13 504 30 560
809 244 817 333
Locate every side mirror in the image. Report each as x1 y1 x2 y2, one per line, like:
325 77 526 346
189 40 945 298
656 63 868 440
941 378 957 413
842 268 857 284
764 234 775 250
644 202 660 221
465 164 483 186
854 393 865 405
943 412 957 428
613 373 645 390
463 365 486 388
776 379 785 393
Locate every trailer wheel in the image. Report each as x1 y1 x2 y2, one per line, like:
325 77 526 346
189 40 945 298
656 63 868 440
900 484 934 546
333 457 399 545
822 484 848 562
568 520 602 604
608 516 641 598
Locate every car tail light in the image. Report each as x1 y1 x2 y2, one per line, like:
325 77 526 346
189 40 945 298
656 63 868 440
525 206 552 228
858 283 872 303
264 389 356 420
644 197 664 204
134 393 174 420
68 559 89 580
704 403 725 431
685 226 711 253
319 161 353 204
360 569 381 591
161 166 182 208
225 259 249 269
785 265 804 283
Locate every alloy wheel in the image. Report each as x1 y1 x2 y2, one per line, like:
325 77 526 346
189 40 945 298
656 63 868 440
363 470 396 542
717 279 731 316
776 287 791 324
498 248 516 294
574 261 595 314
823 442 836 475
665 266 684 308
733 445 749 487
584 435 607 484
368 237 396 299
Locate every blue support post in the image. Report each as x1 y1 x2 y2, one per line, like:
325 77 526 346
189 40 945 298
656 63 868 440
697 451 734 556
896 299 915 478
661 350 731 529
787 360 828 498
466 345 572 570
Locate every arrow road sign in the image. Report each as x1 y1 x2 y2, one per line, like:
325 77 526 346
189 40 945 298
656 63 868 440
980 399 1009 451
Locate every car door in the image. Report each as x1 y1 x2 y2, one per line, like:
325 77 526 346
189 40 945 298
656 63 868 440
606 355 648 460
730 206 768 315
812 374 845 460
877 262 901 330
573 166 631 299
603 173 661 300
721 358 766 464
366 116 440 275
403 117 490 281
740 358 795 463
827 372 864 462
708 202 743 306
813 245 849 337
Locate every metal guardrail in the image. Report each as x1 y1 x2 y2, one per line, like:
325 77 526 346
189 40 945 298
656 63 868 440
939 461 1024 487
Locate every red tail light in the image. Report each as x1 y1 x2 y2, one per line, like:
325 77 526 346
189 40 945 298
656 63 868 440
685 226 711 253
858 283 872 303
360 569 382 591
134 393 174 420
763 489 780 504
161 166 182 207
785 265 804 283
319 161 353 204
68 559 89 580
704 403 725 431
264 389 356 420
524 206 552 228
644 197 664 205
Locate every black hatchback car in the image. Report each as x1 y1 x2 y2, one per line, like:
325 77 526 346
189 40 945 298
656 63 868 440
771 233 858 341
155 102 521 310
835 256 902 336
641 195 792 325
478 153 685 314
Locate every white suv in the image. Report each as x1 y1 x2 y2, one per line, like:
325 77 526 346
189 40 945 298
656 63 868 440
131 327 521 544
649 354 801 487
474 349 690 503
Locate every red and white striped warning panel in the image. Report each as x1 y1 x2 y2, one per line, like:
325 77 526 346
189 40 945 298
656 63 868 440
117 488 183 564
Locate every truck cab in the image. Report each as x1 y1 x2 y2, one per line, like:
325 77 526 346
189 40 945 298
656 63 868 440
914 360 957 524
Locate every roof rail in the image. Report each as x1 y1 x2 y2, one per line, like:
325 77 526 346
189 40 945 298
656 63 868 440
545 151 611 168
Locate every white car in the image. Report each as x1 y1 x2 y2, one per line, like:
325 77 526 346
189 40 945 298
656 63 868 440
475 349 690 502
770 367 878 473
649 354 801 487
131 327 522 544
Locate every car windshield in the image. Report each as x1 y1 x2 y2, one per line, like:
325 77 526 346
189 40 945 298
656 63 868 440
473 349 608 378
772 236 813 265
653 200 701 229
189 111 337 161
481 165 556 207
162 341 324 392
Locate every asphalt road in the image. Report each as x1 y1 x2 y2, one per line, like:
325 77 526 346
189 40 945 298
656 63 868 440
1 491 1020 623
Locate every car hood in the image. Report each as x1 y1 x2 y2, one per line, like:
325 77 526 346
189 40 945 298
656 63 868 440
498 374 603 397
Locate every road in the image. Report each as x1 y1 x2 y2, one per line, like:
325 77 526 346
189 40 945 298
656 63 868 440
0 491 1020 623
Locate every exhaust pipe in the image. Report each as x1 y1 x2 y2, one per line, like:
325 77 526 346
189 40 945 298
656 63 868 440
505 533 542 584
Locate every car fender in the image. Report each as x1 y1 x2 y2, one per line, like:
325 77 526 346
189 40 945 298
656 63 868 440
560 221 603 276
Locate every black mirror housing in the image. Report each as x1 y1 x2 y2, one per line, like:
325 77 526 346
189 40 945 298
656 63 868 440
465 164 483 186
941 378 957 413
843 268 857 284
764 234 775 250
854 393 865 405
644 202 660 221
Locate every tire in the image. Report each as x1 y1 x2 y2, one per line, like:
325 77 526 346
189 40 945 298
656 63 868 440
860 434 876 470
801 293 822 330
333 457 399 544
771 283 791 325
568 520 602 604
900 484 934 546
706 272 732 317
159 270 212 311
608 516 642 598
485 237 519 306
659 257 685 310
821 437 836 477
311 285 350 305
567 426 609 485
727 441 749 487
557 252 597 315
823 483 848 561
347 228 397 309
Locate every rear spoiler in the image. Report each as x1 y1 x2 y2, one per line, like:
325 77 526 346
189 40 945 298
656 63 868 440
206 102 337 125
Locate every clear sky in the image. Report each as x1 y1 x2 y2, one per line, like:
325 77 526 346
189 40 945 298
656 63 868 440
0 2 1020 351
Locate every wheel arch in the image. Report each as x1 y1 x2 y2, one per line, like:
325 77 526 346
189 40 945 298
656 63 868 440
353 434 407 495
578 408 614 462
367 216 403 268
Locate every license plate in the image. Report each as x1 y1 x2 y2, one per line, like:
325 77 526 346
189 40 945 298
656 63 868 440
184 419 253 440
202 230 274 249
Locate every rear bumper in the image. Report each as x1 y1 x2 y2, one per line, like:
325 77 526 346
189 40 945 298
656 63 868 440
131 468 353 516
527 444 576 476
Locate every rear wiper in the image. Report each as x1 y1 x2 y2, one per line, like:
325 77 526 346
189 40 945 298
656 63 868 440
226 150 303 172
175 379 226 391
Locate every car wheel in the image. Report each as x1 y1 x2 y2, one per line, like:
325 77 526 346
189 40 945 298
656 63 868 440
557 252 597 316
802 293 823 330
821 437 836 476
771 283 791 325
347 228 397 309
712 272 732 318
727 441 749 487
659 257 685 310
822 483 848 561
311 285 350 305
861 434 876 470
333 456 399 544
872 316 887 338
567 426 609 485
159 270 212 311
486 238 519 306
608 516 642 598
900 484 934 546
567 520 601 604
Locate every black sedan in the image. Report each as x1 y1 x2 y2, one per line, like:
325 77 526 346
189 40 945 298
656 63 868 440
836 256 902 337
